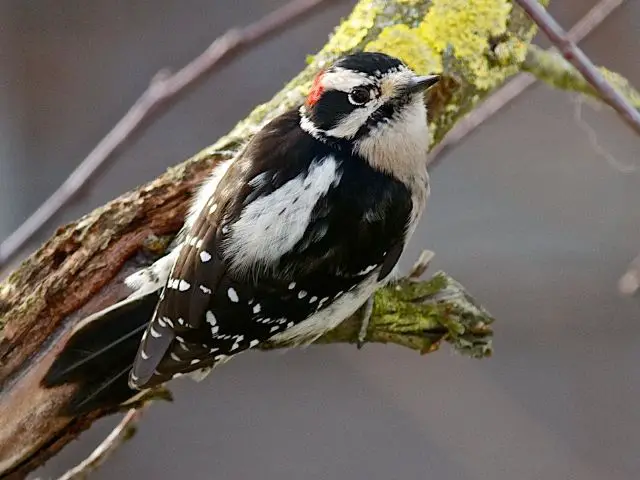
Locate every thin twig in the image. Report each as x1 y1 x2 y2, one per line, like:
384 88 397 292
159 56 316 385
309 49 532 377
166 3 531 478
514 0 640 136
428 0 626 165
572 96 637 174
56 408 144 480
0 0 338 271
408 249 435 279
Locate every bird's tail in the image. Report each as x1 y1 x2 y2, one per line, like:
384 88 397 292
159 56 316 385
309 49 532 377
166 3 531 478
42 292 158 415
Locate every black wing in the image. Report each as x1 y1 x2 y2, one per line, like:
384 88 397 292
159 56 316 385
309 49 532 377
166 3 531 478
130 110 413 389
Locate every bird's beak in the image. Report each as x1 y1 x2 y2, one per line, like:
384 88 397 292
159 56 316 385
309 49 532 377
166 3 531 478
405 74 441 94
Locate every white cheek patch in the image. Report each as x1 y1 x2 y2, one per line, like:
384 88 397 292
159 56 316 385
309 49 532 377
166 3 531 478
224 156 342 274
325 102 380 139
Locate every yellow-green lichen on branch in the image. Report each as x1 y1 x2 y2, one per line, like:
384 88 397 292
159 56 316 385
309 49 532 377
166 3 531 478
366 0 531 90
365 24 441 76
521 45 640 109
305 272 494 358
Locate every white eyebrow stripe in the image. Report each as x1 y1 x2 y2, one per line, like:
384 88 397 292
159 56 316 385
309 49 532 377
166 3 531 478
321 67 376 92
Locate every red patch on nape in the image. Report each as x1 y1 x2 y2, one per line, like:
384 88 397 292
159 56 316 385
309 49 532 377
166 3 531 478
306 71 325 107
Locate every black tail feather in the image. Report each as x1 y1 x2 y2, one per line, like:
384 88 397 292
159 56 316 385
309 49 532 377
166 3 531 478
43 292 158 415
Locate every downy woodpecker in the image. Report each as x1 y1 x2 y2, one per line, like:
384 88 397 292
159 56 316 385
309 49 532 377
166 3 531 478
43 52 440 414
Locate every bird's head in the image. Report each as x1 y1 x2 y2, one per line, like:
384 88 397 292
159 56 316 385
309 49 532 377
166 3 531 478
300 52 439 142
299 52 439 179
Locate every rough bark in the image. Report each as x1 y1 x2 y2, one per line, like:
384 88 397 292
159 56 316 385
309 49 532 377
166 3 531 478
0 0 545 477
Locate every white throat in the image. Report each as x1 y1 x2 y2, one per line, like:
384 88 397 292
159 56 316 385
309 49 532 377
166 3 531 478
355 99 429 187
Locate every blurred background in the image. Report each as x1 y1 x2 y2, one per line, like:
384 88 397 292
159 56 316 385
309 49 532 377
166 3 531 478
1 0 639 478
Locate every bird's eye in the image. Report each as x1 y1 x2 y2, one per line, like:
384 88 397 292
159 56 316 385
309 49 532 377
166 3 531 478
348 87 372 106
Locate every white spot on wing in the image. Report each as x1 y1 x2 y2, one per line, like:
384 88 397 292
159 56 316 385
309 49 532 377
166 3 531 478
227 288 239 303
150 327 161 338
298 290 307 299
253 303 261 314
178 280 191 291
206 311 217 326
249 340 259 348
200 251 212 262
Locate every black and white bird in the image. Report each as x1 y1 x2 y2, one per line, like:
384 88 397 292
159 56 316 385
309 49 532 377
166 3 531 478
43 52 440 414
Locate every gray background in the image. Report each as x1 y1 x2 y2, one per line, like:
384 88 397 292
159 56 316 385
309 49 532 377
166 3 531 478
1 0 639 478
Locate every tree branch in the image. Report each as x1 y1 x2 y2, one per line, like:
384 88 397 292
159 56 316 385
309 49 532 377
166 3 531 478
427 0 627 164
521 45 640 107
55 409 144 480
0 0 544 476
514 0 640 136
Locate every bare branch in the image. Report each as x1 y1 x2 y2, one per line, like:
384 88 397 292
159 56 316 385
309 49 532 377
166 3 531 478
521 45 640 108
0 0 339 272
572 96 638 174
513 0 640 136
55 409 144 480
408 249 435 280
428 0 628 165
